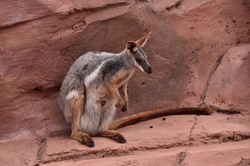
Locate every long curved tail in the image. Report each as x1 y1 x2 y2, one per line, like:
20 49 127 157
109 107 213 130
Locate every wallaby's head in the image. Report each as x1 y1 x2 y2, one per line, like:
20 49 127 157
126 32 152 74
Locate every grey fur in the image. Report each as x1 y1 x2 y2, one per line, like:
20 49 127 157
58 44 151 136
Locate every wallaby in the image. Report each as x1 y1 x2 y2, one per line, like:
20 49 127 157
58 32 153 147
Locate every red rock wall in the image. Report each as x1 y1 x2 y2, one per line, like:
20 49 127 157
0 0 249 141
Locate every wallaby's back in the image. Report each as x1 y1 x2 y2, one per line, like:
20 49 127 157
58 51 115 123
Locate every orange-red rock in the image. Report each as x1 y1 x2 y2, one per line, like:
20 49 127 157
0 0 249 142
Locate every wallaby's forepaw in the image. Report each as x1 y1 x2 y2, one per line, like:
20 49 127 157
115 99 124 108
121 105 128 112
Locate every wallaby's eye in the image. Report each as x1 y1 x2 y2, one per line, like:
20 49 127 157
136 58 142 64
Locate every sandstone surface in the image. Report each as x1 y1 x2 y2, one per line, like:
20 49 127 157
0 113 250 165
0 0 250 165
1 0 249 141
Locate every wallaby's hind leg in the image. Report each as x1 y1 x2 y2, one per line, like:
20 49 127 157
98 130 126 144
69 92 94 147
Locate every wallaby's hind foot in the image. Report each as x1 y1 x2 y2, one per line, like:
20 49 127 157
99 130 126 143
81 133 95 147
71 130 95 147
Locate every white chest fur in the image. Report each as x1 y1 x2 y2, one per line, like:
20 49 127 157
80 88 116 136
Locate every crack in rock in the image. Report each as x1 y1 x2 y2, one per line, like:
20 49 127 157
166 0 184 11
1 2 129 30
189 116 197 145
42 142 189 164
35 137 47 165
205 132 250 143
42 148 131 164
175 151 187 166
198 52 226 107
232 157 250 166
209 105 242 114
41 135 250 165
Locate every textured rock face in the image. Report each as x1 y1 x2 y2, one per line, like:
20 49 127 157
0 0 249 141
204 45 250 113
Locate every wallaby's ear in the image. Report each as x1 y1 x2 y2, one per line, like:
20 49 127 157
135 32 152 47
126 41 137 53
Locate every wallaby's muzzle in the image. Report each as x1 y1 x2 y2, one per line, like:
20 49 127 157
147 66 152 74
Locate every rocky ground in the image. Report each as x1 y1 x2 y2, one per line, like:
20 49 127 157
1 112 250 166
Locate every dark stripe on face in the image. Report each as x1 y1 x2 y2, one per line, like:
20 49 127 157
135 58 143 65
137 47 147 59
133 46 152 73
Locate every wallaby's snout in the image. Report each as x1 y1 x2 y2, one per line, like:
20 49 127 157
147 66 152 74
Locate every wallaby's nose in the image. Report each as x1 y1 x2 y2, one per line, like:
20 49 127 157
147 66 152 74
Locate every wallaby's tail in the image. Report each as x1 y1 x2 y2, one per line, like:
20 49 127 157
109 107 213 130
